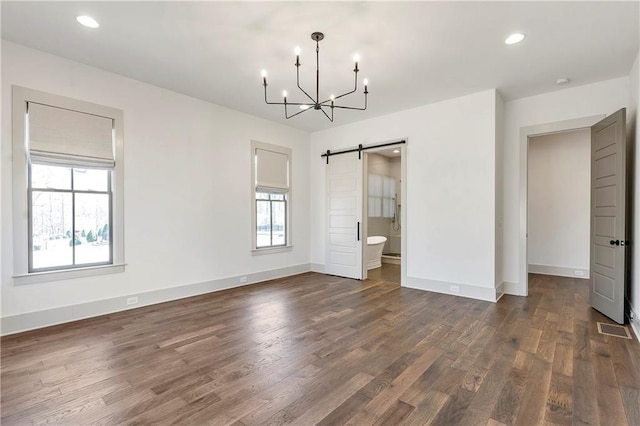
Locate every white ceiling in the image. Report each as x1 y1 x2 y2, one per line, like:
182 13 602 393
2 1 638 133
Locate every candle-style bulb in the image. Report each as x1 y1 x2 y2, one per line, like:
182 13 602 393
261 69 267 78
294 46 301 66
261 69 267 85
282 90 288 98
330 94 335 101
363 78 369 86
353 54 360 63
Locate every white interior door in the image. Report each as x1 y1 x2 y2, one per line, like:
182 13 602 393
590 108 626 324
325 152 363 279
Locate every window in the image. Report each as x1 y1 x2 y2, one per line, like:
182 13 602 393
368 174 395 218
256 192 286 248
12 86 124 284
29 165 111 271
251 141 292 252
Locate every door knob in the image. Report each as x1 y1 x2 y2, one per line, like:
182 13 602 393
610 240 620 246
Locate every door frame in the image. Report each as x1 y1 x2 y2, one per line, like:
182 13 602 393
361 139 408 285
518 115 604 296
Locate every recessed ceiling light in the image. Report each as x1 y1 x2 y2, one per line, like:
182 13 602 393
299 105 310 110
393 149 400 153
76 15 99 29
505 33 525 45
556 78 570 86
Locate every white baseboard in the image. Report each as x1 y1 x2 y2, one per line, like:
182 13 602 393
404 276 497 302
496 282 505 301
503 281 524 296
528 264 589 279
310 263 326 273
1 263 311 336
381 255 401 265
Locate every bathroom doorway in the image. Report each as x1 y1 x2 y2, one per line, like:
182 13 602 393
363 143 404 285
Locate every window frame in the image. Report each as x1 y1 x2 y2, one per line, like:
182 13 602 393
250 140 292 254
368 173 395 219
255 192 288 249
12 86 125 285
28 165 113 272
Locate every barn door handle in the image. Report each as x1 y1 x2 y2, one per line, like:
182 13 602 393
610 240 620 246
357 222 360 241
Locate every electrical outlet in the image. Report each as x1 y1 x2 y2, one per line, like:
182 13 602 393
574 270 584 276
450 285 459 293
126 297 138 305
239 276 248 284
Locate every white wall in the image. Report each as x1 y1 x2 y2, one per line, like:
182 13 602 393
503 77 630 292
311 89 499 300
629 50 639 337
527 130 591 277
1 41 311 332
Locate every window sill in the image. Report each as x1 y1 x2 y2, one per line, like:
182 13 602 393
13 263 126 285
251 246 293 256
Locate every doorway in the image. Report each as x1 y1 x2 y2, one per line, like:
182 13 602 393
519 110 630 324
363 144 404 285
324 139 407 285
518 115 605 296
527 129 591 280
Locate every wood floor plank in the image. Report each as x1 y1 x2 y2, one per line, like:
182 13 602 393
593 344 629 426
489 363 529 425
289 372 373 425
403 390 449 425
1 271 639 425
372 400 415 426
513 355 552 426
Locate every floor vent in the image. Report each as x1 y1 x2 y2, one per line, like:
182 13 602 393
597 322 632 339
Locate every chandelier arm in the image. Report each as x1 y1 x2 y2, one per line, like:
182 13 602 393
319 106 334 122
317 71 359 105
285 106 313 119
331 95 368 111
263 85 283 105
334 71 359 101
296 66 316 103
331 106 366 110
265 87 314 107
266 102 316 106
265 85 314 107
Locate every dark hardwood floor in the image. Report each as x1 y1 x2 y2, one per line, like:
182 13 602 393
1 272 639 425
367 263 400 284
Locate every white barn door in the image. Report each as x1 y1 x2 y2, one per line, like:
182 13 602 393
325 153 363 279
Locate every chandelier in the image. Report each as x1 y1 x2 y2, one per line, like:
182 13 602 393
261 32 368 122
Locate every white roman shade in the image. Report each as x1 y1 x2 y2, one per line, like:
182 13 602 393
28 102 115 168
255 148 289 192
